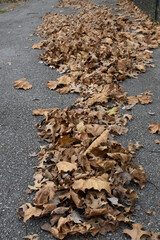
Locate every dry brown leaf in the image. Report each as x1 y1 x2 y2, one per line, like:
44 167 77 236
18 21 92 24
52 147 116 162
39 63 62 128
19 0 160 238
137 94 152 104
123 223 151 240
70 189 82 208
84 129 110 155
87 93 108 106
46 81 58 90
76 121 85 132
109 125 128 135
34 186 55 205
56 161 77 172
23 204 42 222
154 139 160 145
134 141 143 150
135 63 146 72
149 122 160 134
23 234 39 240
51 207 69 215
150 231 160 240
127 96 139 106
72 175 111 194
56 86 71 94
146 210 156 216
85 124 105 137
32 40 44 49
32 108 55 116
14 78 32 90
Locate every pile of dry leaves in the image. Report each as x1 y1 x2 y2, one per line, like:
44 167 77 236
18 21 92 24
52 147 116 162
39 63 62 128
18 0 160 239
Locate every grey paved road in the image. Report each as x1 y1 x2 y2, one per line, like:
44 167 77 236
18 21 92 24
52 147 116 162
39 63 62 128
0 0 159 239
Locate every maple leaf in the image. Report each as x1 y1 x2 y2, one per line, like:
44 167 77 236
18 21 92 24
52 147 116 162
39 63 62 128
123 223 151 240
14 78 32 90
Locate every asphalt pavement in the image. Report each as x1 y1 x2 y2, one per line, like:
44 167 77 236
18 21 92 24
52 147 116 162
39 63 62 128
0 0 159 239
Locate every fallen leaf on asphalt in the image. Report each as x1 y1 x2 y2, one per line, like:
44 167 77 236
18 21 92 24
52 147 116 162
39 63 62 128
23 234 39 240
134 141 144 150
128 93 152 105
72 176 111 193
84 129 110 155
106 107 119 116
46 81 58 90
29 152 38 158
149 123 160 134
137 94 152 104
146 210 156 215
23 204 42 222
123 223 151 240
56 161 77 172
150 231 160 240
32 40 44 49
127 96 139 106
154 139 160 145
18 0 160 238
14 78 32 90
34 186 55 205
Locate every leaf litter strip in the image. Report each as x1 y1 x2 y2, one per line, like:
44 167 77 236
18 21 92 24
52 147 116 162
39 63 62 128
18 0 160 239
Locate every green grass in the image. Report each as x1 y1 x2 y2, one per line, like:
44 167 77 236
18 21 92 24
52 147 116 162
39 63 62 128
0 0 25 13
0 0 21 3
0 9 7 12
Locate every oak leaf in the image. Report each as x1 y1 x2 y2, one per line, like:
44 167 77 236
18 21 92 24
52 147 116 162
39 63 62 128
149 122 160 134
14 78 32 90
123 223 150 240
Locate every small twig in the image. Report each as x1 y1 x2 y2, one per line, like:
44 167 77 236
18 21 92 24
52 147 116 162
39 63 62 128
149 150 160 153
147 180 159 190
